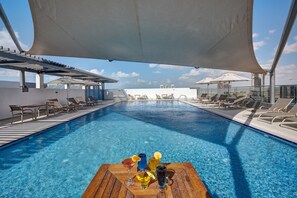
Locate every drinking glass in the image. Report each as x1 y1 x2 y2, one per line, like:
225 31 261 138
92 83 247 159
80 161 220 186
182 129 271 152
148 157 160 172
138 153 147 171
136 172 151 190
122 158 135 186
156 166 167 189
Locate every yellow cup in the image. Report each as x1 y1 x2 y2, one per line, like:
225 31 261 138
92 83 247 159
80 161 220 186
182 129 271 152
148 157 160 172
136 172 151 189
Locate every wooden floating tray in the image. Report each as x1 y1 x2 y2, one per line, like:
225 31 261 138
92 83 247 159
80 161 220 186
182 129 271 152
83 162 210 198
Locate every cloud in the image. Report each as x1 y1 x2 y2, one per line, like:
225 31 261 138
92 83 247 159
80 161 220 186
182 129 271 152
253 41 265 50
111 71 139 78
88 69 104 75
137 79 146 83
275 64 297 84
149 64 158 68
260 63 271 70
153 70 161 74
0 69 36 82
269 29 276 34
149 63 184 70
284 35 297 54
252 33 259 38
179 68 223 81
179 69 200 80
0 29 29 51
179 67 251 82
0 68 19 77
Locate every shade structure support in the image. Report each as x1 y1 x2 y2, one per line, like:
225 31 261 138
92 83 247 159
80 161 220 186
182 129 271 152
0 4 24 52
262 73 266 98
35 73 44 89
101 83 105 100
270 0 297 73
269 0 297 103
19 70 28 92
270 71 275 103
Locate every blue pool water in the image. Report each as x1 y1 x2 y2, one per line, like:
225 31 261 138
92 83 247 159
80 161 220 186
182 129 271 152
0 101 296 197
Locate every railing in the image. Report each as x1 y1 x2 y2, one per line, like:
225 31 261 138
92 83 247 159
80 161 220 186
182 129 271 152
197 84 297 103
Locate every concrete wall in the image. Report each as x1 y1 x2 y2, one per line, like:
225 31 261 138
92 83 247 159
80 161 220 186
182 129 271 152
124 88 197 100
0 88 84 120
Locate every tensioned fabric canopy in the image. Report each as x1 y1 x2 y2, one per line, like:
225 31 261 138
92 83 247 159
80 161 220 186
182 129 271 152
28 0 265 74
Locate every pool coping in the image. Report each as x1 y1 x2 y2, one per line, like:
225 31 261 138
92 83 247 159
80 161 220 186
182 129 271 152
0 102 116 149
1 100 296 150
182 100 297 145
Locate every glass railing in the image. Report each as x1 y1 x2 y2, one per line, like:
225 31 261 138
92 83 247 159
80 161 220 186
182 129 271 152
197 84 297 103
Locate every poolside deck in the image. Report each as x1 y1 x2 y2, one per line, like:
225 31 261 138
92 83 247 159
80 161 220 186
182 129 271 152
184 101 297 144
0 101 115 147
0 100 296 148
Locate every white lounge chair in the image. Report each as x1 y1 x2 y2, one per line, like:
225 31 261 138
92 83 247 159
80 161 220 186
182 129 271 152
279 116 297 131
223 96 247 108
247 98 293 117
258 103 297 123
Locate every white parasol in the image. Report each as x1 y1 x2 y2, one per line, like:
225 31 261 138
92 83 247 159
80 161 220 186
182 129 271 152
196 77 216 95
211 73 250 94
47 77 86 98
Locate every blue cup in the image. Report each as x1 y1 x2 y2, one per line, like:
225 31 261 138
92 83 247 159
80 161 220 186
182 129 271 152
138 153 147 171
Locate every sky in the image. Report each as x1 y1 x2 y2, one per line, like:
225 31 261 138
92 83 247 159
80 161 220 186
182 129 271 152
0 0 296 89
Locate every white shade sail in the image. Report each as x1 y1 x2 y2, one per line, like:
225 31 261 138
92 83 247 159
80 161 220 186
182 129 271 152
211 73 250 83
28 0 265 74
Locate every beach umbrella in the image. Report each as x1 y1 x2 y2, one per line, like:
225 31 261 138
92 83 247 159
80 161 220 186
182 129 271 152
196 77 216 95
211 73 250 94
47 77 85 98
82 80 101 86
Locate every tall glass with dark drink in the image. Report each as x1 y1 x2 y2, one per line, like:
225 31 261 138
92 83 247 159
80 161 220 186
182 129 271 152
138 153 147 171
156 166 167 189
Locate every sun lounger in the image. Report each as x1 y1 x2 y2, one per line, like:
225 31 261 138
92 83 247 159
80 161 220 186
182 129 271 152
258 103 297 123
214 94 228 107
279 116 297 131
138 95 148 100
47 99 75 113
192 93 207 103
67 98 84 109
128 94 136 100
167 94 174 99
243 99 262 109
76 96 88 106
246 98 293 117
223 96 247 108
156 94 161 100
9 105 34 124
88 96 102 105
201 94 218 104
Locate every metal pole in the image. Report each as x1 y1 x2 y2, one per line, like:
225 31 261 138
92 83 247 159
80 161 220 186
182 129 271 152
262 73 265 100
102 83 105 100
270 0 297 73
0 4 24 52
270 71 275 103
269 0 297 103
19 70 25 88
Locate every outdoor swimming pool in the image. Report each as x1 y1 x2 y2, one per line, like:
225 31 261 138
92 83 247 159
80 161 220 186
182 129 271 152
0 101 296 197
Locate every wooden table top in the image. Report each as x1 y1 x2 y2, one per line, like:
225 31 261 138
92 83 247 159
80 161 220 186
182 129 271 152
82 162 210 198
